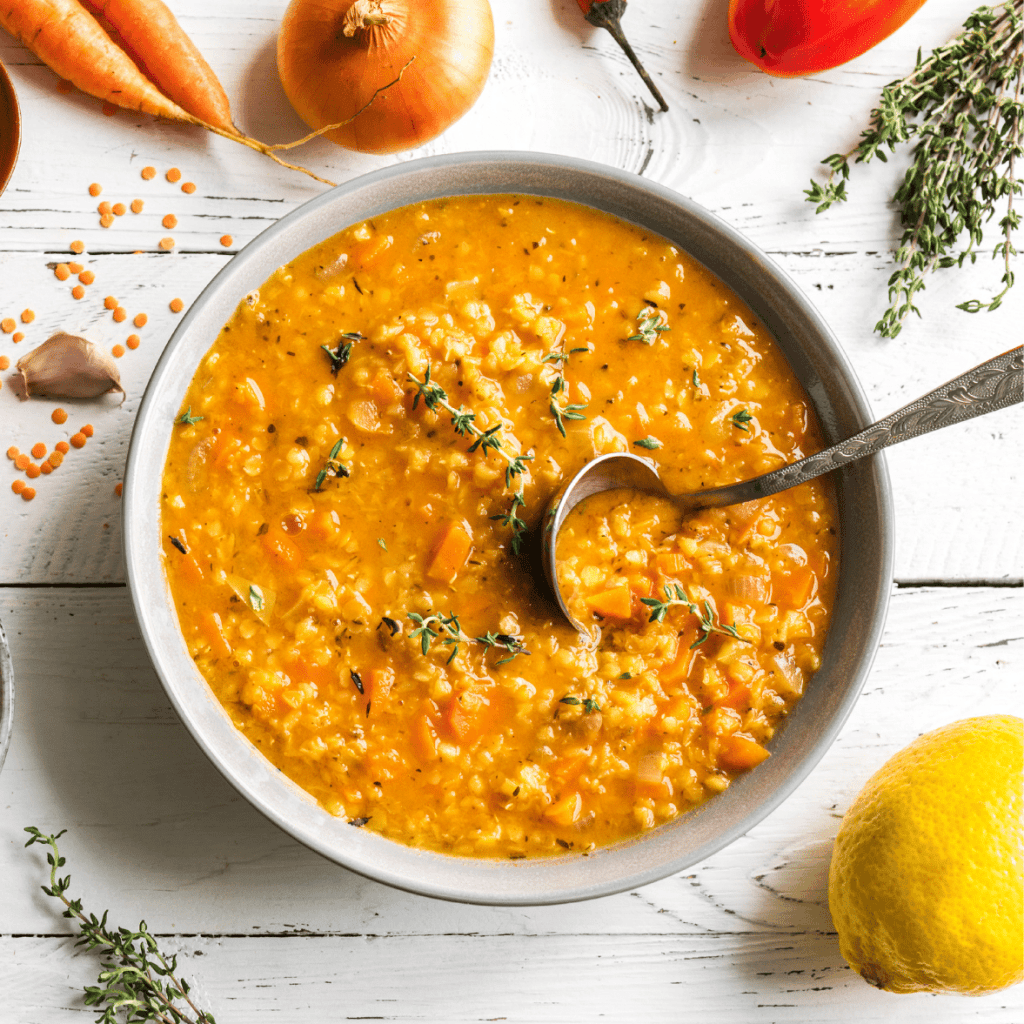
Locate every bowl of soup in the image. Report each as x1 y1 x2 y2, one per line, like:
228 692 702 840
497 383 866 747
124 152 893 904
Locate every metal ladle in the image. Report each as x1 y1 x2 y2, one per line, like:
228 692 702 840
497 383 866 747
542 346 1023 632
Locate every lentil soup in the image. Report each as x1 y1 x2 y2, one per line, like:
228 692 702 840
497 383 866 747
160 195 838 857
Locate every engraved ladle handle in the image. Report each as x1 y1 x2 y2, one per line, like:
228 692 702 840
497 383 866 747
690 345 1023 508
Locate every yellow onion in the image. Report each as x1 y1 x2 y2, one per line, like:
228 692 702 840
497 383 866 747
277 0 494 154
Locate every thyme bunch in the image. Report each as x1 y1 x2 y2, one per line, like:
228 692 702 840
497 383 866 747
805 0 1023 337
542 346 589 437
407 611 530 666
641 584 746 648
407 367 533 553
23 827 215 1024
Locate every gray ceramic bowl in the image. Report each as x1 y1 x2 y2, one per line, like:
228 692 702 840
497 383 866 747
124 152 893 905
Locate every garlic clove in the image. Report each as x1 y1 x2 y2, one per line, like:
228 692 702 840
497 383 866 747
16 332 125 402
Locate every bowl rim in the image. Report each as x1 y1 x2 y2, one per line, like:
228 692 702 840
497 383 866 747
124 151 894 905
0 58 21 198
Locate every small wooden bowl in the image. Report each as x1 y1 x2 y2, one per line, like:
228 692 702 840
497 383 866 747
0 58 22 197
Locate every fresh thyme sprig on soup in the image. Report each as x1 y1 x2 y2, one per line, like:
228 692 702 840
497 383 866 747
161 196 838 857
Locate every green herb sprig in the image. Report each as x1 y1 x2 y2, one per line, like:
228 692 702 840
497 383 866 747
407 611 530 666
633 436 662 450
805 0 1023 337
543 346 589 437
407 367 533 554
730 409 753 432
23 827 216 1024
559 695 601 712
321 331 365 374
641 584 747 648
177 408 203 426
313 437 350 492
628 307 670 345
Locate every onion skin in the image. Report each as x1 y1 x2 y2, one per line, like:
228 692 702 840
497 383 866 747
277 0 494 154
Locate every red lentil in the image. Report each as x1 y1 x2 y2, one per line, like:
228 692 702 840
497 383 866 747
131 198 145 214
181 182 196 194
104 295 118 310
71 285 86 300
21 309 35 323
70 433 87 449
30 442 46 460
25 463 41 479
5 446 17 460
70 240 85 254
112 344 126 358
0 356 9 371
134 313 148 328
49 450 65 467
169 297 184 313
100 213 115 228
126 334 141 350
97 201 112 216
142 166 157 180
1 318 14 333
112 202 125 216
14 453 28 470
21 486 36 501
12 333 22 343
51 408 68 424
166 167 182 183
11 479 25 494
160 237 175 251
162 214 178 230
81 424 94 438
40 461 53 475
89 183 103 197
54 264 71 281
115 482 123 497
55 441 70 455
113 307 127 323
68 261 83 274
79 270 95 285
220 235 233 247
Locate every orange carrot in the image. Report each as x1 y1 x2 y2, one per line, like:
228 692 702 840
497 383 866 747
81 0 236 132
719 733 771 772
585 580 633 621
427 520 473 583
0 0 192 120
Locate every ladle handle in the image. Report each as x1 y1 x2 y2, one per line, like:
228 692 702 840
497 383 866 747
696 345 1023 507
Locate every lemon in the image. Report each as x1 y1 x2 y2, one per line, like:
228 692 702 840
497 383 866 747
828 714 1023 995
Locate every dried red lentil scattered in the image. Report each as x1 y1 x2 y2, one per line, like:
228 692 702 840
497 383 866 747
126 334 141 350
0 356 10 371
142 166 156 180
220 235 233 247
14 454 29 470
55 441 70 455
81 424 94 438
21 487 36 502
49 450 65 466
31 442 46 460
54 263 71 281
98 201 112 216
26 463 41 479
12 332 23 343
115 482 123 497
70 240 85 254
131 198 144 213
68 261 84 274
70 433 87 449
113 202 127 216
162 214 178 230
5 446 17 460
11 479 25 494
52 408 68 424
79 270 95 285
160 237 175 251
104 295 118 310
1 318 15 333
181 182 196 194
166 167 182 183
113 307 127 323
71 285 86 300
112 344 126 358
169 297 184 313
134 313 148 328
40 461 53 475
100 213 115 228
21 308 35 323
89 183 103 197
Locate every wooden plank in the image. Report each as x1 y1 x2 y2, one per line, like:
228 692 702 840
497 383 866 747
0 584 1018 938
2 933 1020 1023
1 252 1020 584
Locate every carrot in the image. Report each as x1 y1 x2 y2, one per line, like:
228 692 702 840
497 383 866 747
718 733 771 772
0 0 191 119
81 0 236 132
585 580 632 621
427 520 474 583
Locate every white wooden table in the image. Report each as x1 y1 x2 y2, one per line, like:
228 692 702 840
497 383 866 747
1 2 1021 1021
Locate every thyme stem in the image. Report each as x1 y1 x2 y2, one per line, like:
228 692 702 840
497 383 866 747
640 584 747 648
407 611 529 666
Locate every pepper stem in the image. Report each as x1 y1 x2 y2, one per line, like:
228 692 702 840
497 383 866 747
585 0 669 112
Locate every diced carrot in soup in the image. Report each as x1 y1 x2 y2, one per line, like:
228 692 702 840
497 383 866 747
718 733 772 771
427 520 473 583
261 528 302 569
585 581 632 620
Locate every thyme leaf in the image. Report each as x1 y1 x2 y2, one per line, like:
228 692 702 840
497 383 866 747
313 437 350 492
640 584 749 648
633 436 662 449
730 409 753 431
23 827 216 1024
805 0 1023 336
545 342 589 436
177 407 203 425
628 307 670 344
406 611 529 666
321 331 365 374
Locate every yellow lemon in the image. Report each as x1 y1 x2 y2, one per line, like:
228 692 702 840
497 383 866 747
829 714 1023 995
